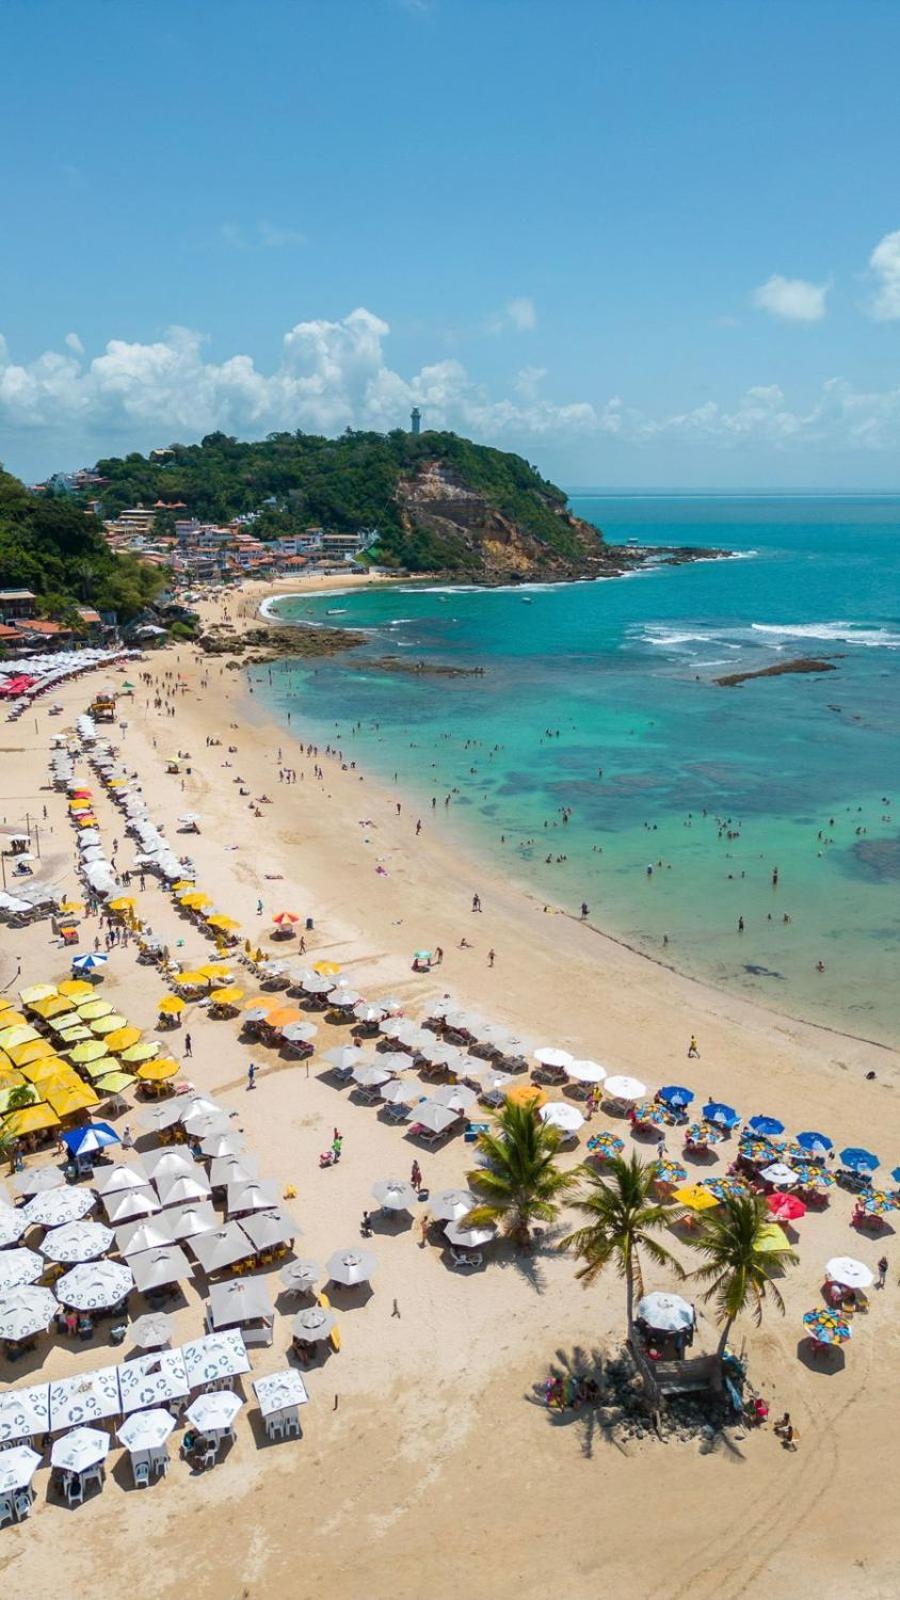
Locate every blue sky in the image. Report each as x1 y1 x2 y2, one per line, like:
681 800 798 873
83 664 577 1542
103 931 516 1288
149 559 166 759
2 0 900 487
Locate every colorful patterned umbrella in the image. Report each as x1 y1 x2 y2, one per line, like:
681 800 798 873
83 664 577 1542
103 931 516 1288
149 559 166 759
652 1158 687 1186
702 1175 749 1201
684 1120 722 1146
587 1131 625 1160
803 1308 852 1345
856 1190 896 1217
632 1099 666 1128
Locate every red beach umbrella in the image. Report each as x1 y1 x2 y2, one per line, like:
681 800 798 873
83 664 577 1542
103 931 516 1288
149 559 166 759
767 1192 807 1224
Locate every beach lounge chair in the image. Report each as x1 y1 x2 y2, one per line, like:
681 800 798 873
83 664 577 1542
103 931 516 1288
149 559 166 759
450 1248 482 1269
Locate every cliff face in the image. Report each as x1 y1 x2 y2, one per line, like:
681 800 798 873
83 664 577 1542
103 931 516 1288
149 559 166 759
395 460 606 580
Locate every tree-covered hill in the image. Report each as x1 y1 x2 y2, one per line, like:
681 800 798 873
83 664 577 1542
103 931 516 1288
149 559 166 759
0 468 164 623
88 429 604 574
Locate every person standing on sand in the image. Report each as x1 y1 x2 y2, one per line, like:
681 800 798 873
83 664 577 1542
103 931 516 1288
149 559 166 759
247 1062 256 1090
472 893 482 912
488 948 495 967
877 1255 888 1288
688 1035 700 1058
184 1033 192 1058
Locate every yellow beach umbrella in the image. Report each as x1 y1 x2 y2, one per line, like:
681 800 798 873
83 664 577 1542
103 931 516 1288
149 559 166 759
108 896 136 913
19 983 59 1006
45 1082 100 1116
158 995 185 1015
312 961 342 976
2 1103 60 1137
28 995 75 1021
90 1014 129 1036
78 999 114 1021
8 1038 55 1068
106 778 127 789
757 1222 792 1254
210 986 244 1006
0 1067 26 1090
207 915 240 933
119 1041 161 1064
68 798 91 812
175 972 208 989
0 1025 40 1051
199 963 231 981
59 900 83 915
179 891 212 909
94 1070 134 1095
0 1012 29 1034
74 814 98 827
58 979 94 999
672 1184 720 1213
136 1058 180 1082
0 997 15 1014
21 1057 73 1084
68 1039 109 1065
105 1026 142 1052
505 1083 548 1110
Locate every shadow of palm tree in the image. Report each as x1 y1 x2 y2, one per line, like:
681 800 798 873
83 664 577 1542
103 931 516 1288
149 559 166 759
524 1344 623 1458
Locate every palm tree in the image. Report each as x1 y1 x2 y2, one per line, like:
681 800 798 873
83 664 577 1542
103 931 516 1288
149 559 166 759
560 1154 683 1336
690 1193 798 1357
465 1101 579 1246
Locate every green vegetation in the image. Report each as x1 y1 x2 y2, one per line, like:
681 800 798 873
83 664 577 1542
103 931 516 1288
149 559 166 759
87 428 592 572
561 1155 683 1336
465 1101 579 1246
0 468 164 624
690 1193 798 1355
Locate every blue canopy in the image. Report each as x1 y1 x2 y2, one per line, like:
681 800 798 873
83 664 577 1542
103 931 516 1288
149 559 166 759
657 1085 695 1108
702 1101 740 1129
839 1147 879 1173
748 1115 785 1137
60 1122 120 1156
891 1167 900 1185
71 952 109 972
797 1131 833 1155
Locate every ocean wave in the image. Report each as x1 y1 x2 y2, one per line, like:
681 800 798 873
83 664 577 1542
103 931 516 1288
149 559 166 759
751 621 900 648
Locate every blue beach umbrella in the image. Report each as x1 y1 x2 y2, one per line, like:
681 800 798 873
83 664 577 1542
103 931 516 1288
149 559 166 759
702 1101 741 1130
60 1122 120 1157
891 1167 900 1186
796 1131 833 1156
748 1115 785 1138
658 1085 695 1109
72 952 109 974
839 1147 879 1174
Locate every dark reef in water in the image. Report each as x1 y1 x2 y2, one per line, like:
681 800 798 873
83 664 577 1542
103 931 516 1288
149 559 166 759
714 657 837 688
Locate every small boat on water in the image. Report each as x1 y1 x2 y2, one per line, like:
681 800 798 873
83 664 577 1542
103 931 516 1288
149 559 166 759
521 596 533 604
326 608 347 615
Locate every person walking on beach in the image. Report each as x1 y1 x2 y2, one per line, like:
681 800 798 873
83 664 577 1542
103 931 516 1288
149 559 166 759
877 1255 888 1288
488 948 495 967
247 1062 256 1091
411 1159 422 1191
472 893 481 913
184 1033 192 1058
687 1035 700 1058
738 916 744 934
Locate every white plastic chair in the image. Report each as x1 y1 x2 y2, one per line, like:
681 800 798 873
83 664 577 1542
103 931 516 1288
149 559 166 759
132 1459 151 1488
13 1489 32 1520
265 1415 285 1442
0 1497 14 1529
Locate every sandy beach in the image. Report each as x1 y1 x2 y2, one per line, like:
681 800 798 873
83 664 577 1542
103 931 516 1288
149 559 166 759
2 587 900 1600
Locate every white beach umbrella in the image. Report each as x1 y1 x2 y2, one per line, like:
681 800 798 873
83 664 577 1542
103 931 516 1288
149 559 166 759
0 1445 42 1493
184 1390 244 1433
352 1064 392 1090
0 1284 57 1342
117 1407 176 1452
0 1385 50 1443
292 1304 335 1341
279 1258 318 1293
479 1068 513 1098
431 1188 477 1224
240 1208 300 1252
180 1111 231 1141
227 1179 279 1216
300 974 334 995
825 1257 875 1290
155 1171 212 1208
539 1102 585 1135
40 1219 113 1263
22 1185 97 1227
323 1044 367 1074
93 1163 151 1196
102 1185 160 1224
11 1166 64 1196
414 1100 460 1135
188 1224 254 1274
138 1101 185 1133
281 1021 317 1044
353 1002 385 1026
199 1133 247 1160
604 1075 647 1103
209 1154 259 1188
445 1220 496 1249
129 1311 174 1350
0 1248 43 1291
433 1083 477 1114
129 1244 193 1292
567 1059 608 1085
637 1291 695 1333
372 1177 417 1211
51 1426 110 1473
376 1051 414 1075
163 1201 219 1242
252 1369 309 1417
0 1208 29 1247
328 988 362 1009
326 1247 377 1286
534 1047 574 1070
56 1258 133 1310
138 1148 197 1185
181 1327 251 1386
49 1366 121 1429
761 1162 798 1188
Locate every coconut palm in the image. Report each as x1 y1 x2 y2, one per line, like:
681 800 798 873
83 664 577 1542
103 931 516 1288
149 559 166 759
690 1193 798 1356
560 1154 683 1335
464 1101 579 1246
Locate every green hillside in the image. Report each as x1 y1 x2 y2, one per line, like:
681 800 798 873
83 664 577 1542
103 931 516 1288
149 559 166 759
0 468 164 623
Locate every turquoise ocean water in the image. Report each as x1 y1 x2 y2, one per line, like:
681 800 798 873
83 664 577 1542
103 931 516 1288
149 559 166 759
259 496 900 1046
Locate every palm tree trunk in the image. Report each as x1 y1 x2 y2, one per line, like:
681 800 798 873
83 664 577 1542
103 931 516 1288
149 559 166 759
625 1261 635 1341
717 1316 735 1359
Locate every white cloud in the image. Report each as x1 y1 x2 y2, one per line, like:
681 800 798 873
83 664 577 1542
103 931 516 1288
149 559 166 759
867 230 900 320
752 274 829 322
64 332 84 355
505 296 537 331
3 310 900 463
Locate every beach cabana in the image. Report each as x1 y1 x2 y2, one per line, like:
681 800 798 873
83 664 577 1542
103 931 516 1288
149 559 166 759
253 1369 309 1441
208 1277 275 1345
